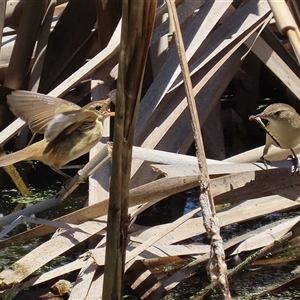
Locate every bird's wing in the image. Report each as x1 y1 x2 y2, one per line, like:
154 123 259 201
44 110 98 142
7 90 81 133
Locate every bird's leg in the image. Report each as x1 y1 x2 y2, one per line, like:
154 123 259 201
60 165 87 184
50 167 72 179
287 149 299 175
258 155 270 169
258 145 271 170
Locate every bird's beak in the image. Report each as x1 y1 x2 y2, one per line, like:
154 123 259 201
100 99 115 118
249 112 268 121
103 110 115 117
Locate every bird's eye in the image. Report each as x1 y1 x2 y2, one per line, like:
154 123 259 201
95 105 102 111
273 111 281 117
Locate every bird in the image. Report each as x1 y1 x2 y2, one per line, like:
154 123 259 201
249 103 300 173
0 90 115 177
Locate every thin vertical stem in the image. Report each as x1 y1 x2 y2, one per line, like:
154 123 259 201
166 0 231 298
102 1 157 299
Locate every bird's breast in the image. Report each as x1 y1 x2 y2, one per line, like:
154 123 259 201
67 120 103 156
43 120 103 168
267 120 300 149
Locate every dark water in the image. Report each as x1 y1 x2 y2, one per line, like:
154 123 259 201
0 162 87 270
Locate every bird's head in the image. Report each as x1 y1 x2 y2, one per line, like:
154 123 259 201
259 103 296 122
249 103 299 127
84 99 115 120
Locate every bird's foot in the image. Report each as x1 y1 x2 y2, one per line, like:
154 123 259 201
257 156 270 169
286 154 299 175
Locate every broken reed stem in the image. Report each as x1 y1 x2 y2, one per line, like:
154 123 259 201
192 231 294 299
0 0 48 195
3 164 31 196
0 148 31 196
166 0 230 298
267 0 300 63
29 0 56 91
0 0 6 46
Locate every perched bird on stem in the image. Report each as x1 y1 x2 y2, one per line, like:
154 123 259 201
249 103 300 173
0 90 115 177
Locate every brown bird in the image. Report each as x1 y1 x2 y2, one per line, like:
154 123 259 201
249 103 300 172
0 90 114 176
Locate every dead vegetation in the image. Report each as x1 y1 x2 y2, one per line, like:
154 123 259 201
1 0 300 299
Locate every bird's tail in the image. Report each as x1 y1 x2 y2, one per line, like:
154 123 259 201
0 140 47 167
